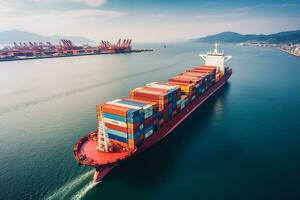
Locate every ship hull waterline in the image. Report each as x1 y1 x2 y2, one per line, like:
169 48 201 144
74 69 232 183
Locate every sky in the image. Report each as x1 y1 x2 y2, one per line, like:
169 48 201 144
0 0 299 42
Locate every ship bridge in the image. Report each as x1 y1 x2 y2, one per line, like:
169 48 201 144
200 43 232 73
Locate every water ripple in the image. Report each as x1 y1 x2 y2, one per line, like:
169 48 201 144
0 63 181 116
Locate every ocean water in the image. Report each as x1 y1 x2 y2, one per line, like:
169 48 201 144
0 43 300 200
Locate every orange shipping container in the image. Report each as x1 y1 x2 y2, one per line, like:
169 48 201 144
169 76 200 84
100 104 131 117
175 75 201 81
181 72 205 78
168 77 194 84
143 86 169 93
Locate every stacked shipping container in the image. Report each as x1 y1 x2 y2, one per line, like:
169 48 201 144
130 82 181 127
96 65 221 152
96 98 157 150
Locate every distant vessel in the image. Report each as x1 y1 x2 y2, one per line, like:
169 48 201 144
73 44 232 183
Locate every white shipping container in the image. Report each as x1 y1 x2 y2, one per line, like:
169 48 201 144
103 118 127 128
146 82 178 90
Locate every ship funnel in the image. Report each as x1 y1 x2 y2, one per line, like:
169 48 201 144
200 43 232 73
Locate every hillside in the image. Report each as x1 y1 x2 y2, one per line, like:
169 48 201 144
192 30 300 43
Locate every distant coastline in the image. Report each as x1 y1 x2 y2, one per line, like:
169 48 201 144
236 42 300 58
0 49 153 62
278 48 300 58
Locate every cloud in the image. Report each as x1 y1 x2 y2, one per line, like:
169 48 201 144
1 8 127 21
0 1 17 13
55 9 127 18
72 0 106 7
0 8 128 36
18 0 106 7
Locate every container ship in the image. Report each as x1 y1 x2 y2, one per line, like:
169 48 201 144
73 44 232 183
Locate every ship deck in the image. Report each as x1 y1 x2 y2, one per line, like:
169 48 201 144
74 131 136 166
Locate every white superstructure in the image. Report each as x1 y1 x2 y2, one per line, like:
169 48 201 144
200 43 232 73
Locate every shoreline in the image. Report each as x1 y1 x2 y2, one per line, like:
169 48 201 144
0 49 153 62
278 48 300 58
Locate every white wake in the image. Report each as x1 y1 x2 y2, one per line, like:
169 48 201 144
45 170 94 200
70 181 98 200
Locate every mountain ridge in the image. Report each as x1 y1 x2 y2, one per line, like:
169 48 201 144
192 30 300 43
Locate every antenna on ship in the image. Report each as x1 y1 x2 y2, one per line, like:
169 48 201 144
214 42 218 54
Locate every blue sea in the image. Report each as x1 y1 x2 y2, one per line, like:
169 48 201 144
0 43 300 200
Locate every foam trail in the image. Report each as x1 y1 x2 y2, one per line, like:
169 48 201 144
70 182 98 200
45 170 94 200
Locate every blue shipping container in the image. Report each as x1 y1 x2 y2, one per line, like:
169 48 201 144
102 112 126 122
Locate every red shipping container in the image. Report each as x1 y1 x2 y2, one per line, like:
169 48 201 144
105 123 127 133
176 75 202 84
168 81 195 87
168 77 194 84
143 86 169 93
130 88 168 101
195 69 215 74
194 67 216 74
144 116 154 127
181 72 205 78
187 69 210 75
176 75 201 81
198 65 217 69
